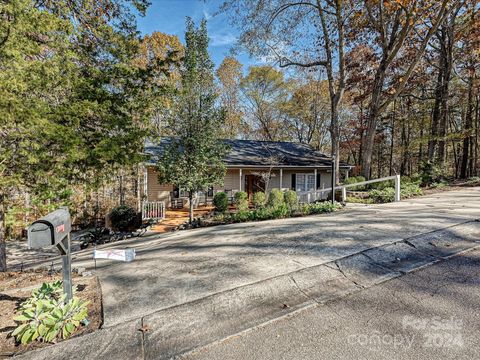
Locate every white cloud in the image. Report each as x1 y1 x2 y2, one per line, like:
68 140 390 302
202 9 212 20
209 33 237 47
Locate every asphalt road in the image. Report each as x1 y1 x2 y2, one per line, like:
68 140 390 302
182 248 480 360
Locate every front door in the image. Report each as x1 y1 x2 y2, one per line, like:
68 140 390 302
245 175 265 201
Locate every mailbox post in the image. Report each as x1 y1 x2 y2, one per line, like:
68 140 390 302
28 209 73 301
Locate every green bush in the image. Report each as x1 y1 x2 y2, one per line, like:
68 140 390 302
231 210 251 222
466 177 480 186
252 207 273 220
368 179 394 190
234 191 249 211
304 201 341 214
343 176 366 191
213 192 229 213
401 182 423 198
267 189 284 209
419 161 448 186
11 281 89 345
252 192 267 209
109 205 137 231
368 181 422 203
368 187 395 203
283 190 298 211
270 204 289 218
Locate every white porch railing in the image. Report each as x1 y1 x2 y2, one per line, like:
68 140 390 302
297 175 401 204
142 201 165 220
297 189 331 204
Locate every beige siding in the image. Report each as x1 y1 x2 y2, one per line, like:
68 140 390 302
221 169 241 191
146 165 334 206
146 167 173 203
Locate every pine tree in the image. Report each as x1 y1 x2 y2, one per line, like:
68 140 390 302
0 0 161 271
157 18 227 223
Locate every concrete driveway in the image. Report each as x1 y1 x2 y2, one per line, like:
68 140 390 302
68 187 480 327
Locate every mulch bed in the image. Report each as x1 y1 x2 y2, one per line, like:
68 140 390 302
0 270 102 358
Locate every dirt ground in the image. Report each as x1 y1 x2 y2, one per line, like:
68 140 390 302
151 206 215 233
0 271 102 358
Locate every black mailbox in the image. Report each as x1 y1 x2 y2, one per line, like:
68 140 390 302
28 209 71 249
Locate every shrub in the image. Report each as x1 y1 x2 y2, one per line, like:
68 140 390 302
283 190 298 211
368 179 394 190
401 182 423 198
267 189 284 209
231 210 251 222
109 205 137 231
368 181 422 203
252 192 267 208
343 176 366 191
252 207 273 220
11 281 89 345
305 201 341 214
368 187 395 203
466 177 480 186
270 203 289 218
234 191 249 211
419 161 448 186
213 192 229 213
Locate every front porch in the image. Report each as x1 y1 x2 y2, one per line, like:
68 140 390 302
145 166 349 210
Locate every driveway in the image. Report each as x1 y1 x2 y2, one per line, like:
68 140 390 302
68 187 480 327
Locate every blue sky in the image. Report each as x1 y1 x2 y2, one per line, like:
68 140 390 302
136 0 257 69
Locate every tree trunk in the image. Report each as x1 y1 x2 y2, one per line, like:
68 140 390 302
361 108 378 179
361 56 386 179
330 106 341 185
0 196 6 272
389 101 395 176
437 22 455 167
475 94 479 176
188 192 194 224
460 75 474 178
428 49 444 161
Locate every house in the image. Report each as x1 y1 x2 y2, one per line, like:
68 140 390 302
143 138 353 208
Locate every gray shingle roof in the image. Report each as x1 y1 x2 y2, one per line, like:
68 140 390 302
145 138 352 168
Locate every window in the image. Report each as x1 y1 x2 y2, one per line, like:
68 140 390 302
307 174 315 191
295 174 315 191
207 186 214 197
296 174 305 192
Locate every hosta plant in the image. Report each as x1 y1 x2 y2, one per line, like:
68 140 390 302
11 282 89 345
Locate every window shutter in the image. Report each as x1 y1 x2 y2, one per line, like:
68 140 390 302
291 174 296 190
316 173 321 189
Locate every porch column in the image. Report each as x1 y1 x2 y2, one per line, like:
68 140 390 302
314 168 317 201
239 168 242 191
143 166 148 200
280 169 283 190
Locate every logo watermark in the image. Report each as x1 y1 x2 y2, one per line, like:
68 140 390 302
347 315 463 349
403 315 464 348
347 332 415 349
